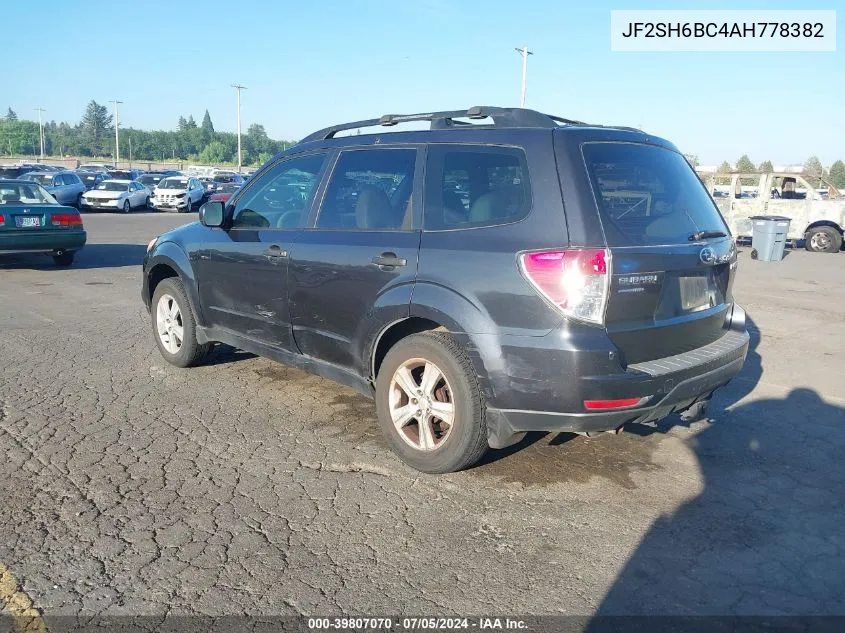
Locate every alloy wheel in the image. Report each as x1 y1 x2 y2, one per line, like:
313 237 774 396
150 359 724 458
388 358 455 451
155 294 184 354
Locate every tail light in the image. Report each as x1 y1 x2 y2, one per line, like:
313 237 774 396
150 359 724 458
52 212 83 227
584 397 650 410
0 214 4 224
518 248 610 325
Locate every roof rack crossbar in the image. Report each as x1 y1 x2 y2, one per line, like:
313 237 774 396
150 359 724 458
300 106 586 142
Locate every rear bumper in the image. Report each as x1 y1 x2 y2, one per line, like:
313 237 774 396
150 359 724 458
0 230 87 254
480 305 750 448
487 352 745 446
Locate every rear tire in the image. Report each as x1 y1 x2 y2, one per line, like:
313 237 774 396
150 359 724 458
53 251 74 266
375 332 488 473
151 278 211 368
750 249 758 260
144 196 150 209
74 193 82 208
804 226 842 253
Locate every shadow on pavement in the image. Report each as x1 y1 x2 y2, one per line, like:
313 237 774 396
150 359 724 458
0 243 147 270
588 316 845 618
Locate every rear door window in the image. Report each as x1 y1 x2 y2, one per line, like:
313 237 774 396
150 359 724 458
424 145 531 230
582 142 728 246
315 148 417 231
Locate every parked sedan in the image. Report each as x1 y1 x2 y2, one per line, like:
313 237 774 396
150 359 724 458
108 168 144 181
0 179 86 266
137 173 168 195
80 180 150 213
0 165 39 179
207 183 241 204
203 170 245 196
75 170 110 191
20 171 86 207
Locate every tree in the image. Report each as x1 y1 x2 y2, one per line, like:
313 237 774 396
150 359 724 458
198 140 228 164
186 115 197 129
5 107 17 121
201 110 214 143
829 160 845 189
717 161 731 173
79 100 113 155
177 116 188 132
804 156 825 187
735 154 755 173
684 154 699 168
758 160 774 173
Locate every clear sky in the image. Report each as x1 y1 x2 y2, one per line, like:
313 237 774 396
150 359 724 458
5 0 842 165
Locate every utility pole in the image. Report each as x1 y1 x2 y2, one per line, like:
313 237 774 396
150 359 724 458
514 46 533 107
231 83 247 173
34 107 46 160
109 100 122 167
128 136 132 168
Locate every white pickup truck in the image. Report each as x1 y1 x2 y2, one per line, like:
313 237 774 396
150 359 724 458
700 170 845 253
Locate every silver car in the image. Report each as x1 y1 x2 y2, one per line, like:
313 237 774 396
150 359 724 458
20 171 86 207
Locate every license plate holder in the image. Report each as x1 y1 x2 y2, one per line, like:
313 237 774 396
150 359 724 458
15 215 42 228
680 275 711 311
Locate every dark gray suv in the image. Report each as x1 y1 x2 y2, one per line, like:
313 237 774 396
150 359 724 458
142 106 749 473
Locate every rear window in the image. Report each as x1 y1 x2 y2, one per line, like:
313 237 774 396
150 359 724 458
583 143 728 246
424 145 531 230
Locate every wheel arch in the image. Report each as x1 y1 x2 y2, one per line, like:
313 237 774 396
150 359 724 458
804 220 843 235
145 242 207 326
370 317 446 380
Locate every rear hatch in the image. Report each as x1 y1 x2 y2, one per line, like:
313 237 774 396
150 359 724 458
580 141 737 365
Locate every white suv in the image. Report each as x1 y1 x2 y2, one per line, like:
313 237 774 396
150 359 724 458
151 177 204 213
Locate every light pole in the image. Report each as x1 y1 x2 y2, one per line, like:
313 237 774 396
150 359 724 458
109 100 122 167
514 46 533 107
231 83 247 173
34 107 46 160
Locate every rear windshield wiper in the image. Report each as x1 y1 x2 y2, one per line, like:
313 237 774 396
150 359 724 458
689 230 728 241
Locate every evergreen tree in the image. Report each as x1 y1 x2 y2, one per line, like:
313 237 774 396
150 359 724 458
5 107 17 121
758 160 774 173
201 109 214 141
828 160 845 189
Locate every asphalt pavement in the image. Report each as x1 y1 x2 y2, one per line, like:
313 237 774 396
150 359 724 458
1 213 844 623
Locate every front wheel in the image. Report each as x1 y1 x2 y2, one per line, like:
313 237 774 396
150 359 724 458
804 226 842 253
122 199 131 214
375 332 488 473
151 278 211 367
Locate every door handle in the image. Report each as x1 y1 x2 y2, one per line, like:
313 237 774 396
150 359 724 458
264 245 288 258
371 252 407 269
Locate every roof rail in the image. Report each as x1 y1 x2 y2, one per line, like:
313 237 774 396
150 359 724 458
299 106 586 143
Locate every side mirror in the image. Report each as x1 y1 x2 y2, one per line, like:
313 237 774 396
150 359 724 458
199 200 225 227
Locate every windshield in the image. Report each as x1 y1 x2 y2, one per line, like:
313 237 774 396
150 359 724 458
583 143 729 246
78 173 101 182
21 173 54 186
96 182 129 192
159 178 188 189
0 182 57 205
214 173 238 183
139 175 163 185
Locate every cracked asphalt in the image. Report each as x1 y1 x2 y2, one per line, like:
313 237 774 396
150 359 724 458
1 213 844 620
